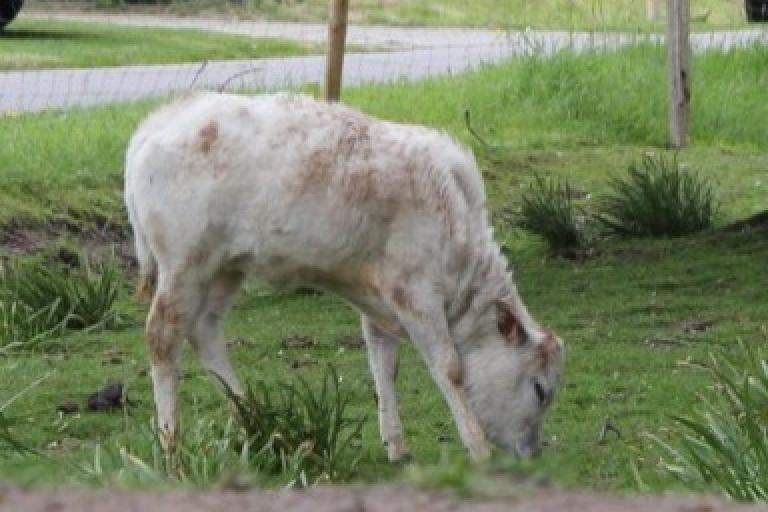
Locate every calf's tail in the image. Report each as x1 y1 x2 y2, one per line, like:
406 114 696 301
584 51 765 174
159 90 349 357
134 230 157 302
127 194 156 302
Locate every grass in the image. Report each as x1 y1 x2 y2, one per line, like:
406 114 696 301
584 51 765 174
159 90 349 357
518 174 593 254
0 44 767 493
0 258 123 351
90 0 750 30
227 366 367 484
651 340 768 501
599 154 717 237
0 18 320 70
2 44 766 228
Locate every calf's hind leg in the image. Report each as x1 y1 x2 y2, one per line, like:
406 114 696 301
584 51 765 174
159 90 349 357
145 272 202 451
188 270 245 397
362 315 409 462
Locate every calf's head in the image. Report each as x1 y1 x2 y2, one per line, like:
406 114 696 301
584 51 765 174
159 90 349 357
462 294 564 458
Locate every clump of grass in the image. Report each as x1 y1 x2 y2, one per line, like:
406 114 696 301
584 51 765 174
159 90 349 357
649 340 768 502
0 300 69 351
227 365 366 485
1 373 53 456
599 154 717 237
518 174 594 255
83 417 255 488
0 257 122 350
83 367 366 488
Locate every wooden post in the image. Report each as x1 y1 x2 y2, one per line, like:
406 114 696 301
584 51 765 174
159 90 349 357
646 0 659 21
666 0 690 148
325 0 349 102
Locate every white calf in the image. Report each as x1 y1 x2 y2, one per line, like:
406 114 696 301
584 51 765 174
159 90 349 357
124 92 564 461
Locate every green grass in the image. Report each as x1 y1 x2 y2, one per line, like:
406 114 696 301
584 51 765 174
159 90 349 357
0 18 319 70
651 340 768 501
1 44 767 493
111 0 748 30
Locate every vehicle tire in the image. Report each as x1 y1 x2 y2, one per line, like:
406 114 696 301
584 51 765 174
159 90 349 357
0 0 24 30
746 0 768 21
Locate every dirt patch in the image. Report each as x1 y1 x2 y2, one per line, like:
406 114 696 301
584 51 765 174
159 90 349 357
0 485 762 512
0 218 134 269
281 335 318 349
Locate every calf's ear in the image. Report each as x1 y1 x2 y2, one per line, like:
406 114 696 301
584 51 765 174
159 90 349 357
496 301 522 346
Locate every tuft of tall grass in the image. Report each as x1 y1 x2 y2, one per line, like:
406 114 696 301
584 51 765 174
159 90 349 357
81 367 366 488
518 174 594 254
598 154 717 237
83 417 256 488
0 257 122 350
227 365 366 484
650 341 768 502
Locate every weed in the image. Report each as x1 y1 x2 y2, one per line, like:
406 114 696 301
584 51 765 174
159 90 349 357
0 373 52 456
227 365 366 484
599 154 717 237
518 174 594 254
0 257 122 350
0 300 69 351
649 340 768 502
83 417 255 487
82 367 366 487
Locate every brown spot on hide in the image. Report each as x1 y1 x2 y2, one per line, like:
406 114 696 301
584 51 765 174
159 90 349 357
392 286 412 311
538 330 560 366
300 149 334 191
146 297 181 364
342 169 376 203
358 267 380 295
338 120 371 159
199 120 219 154
447 357 463 387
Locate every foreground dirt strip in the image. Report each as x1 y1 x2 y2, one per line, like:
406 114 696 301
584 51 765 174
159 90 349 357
1 485 766 512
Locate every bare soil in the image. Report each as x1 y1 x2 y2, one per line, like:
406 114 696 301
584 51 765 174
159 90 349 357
0 218 134 268
1 485 766 512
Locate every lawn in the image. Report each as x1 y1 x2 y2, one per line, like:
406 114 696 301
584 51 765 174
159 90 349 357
0 18 320 70
1 44 767 493
99 0 749 30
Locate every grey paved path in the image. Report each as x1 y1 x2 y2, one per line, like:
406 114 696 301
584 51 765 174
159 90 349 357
2 12 766 113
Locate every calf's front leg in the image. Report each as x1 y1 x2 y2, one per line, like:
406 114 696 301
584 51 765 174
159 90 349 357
389 284 491 462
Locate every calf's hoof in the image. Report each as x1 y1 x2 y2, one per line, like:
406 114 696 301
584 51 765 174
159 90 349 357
468 442 492 464
384 438 411 463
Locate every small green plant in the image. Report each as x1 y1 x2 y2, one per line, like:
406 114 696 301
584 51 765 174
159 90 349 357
0 299 70 351
0 257 122 350
83 417 255 487
1 373 52 456
83 367 366 487
227 365 366 484
599 154 717 237
519 174 593 255
649 340 768 502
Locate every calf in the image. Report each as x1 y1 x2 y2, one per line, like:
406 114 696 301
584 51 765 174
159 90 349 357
124 92 564 461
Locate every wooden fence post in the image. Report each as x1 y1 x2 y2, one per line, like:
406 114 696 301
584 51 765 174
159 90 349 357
325 0 349 102
666 0 690 148
646 0 659 20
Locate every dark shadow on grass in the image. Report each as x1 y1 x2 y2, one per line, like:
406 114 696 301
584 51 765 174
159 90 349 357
0 29 98 40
